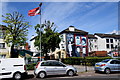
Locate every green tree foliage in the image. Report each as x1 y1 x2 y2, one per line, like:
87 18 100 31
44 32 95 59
34 20 61 58
2 12 31 58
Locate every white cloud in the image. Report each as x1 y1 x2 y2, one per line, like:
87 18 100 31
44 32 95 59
42 3 79 23
106 30 119 34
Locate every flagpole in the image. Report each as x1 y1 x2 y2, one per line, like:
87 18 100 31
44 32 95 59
39 3 42 61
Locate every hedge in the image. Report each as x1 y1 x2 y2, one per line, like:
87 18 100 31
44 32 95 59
61 57 114 66
26 57 120 70
26 63 36 70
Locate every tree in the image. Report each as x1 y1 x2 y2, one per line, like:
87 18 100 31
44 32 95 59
34 20 61 59
2 12 31 58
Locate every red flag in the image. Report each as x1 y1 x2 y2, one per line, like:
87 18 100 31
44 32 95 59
28 7 40 16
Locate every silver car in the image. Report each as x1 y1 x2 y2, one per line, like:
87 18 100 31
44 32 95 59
95 59 120 74
34 60 77 78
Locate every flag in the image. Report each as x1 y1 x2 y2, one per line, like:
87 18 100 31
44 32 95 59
28 7 40 16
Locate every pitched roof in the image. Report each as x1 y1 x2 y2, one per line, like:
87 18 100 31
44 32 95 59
60 26 88 35
95 33 120 39
88 34 97 39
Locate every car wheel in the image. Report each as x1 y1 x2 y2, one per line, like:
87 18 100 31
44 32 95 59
67 70 74 76
95 70 99 73
38 72 46 78
105 68 111 74
13 72 22 80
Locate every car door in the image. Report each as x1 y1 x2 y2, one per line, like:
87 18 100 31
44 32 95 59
52 61 67 75
115 60 120 71
109 60 120 71
109 60 117 71
0 59 13 76
41 61 56 75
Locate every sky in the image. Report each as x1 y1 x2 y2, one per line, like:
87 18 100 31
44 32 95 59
0 0 119 44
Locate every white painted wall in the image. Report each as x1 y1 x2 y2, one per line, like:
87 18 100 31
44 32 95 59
0 39 10 58
30 36 38 53
59 33 67 51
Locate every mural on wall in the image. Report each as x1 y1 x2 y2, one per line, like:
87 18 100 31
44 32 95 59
67 34 74 57
67 34 87 57
75 36 81 46
81 37 86 46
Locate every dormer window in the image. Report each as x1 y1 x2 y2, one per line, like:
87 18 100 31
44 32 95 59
69 26 75 31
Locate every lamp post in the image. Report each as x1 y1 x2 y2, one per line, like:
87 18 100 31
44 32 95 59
84 56 87 72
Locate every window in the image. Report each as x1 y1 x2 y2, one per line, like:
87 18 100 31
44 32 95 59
95 45 97 48
116 60 120 64
110 39 113 43
52 61 65 66
106 44 109 49
0 43 5 49
110 60 120 64
110 60 116 64
106 39 109 43
111 44 114 49
0 32 4 39
94 40 97 42
41 62 51 66
61 44 64 48
0 54 6 58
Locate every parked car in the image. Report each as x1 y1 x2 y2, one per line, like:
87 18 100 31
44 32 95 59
0 58 27 80
34 60 77 78
95 59 120 74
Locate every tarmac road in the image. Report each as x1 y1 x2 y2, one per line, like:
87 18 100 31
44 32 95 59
1 65 120 80
24 72 120 80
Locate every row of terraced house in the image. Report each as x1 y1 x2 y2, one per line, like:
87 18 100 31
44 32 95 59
0 25 120 58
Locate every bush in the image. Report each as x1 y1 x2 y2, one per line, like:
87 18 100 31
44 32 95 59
26 63 36 70
62 57 113 66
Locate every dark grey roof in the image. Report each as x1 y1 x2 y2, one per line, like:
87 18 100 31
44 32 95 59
95 33 120 39
60 26 88 35
88 34 97 39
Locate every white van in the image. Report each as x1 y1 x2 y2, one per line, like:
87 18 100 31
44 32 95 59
0 58 27 80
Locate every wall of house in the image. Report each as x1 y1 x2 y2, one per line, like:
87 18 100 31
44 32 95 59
30 38 38 53
59 33 67 51
94 35 119 53
88 38 98 52
0 39 10 58
95 35 106 51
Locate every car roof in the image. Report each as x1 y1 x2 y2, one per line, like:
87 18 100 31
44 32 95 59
40 60 59 62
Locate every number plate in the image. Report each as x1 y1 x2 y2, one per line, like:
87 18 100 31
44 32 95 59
96 65 99 67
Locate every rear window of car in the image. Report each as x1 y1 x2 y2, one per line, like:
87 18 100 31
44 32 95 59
101 59 110 63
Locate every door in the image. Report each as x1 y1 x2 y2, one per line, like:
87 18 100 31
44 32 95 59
109 60 119 71
0 59 13 77
52 61 67 75
41 61 56 75
115 60 120 71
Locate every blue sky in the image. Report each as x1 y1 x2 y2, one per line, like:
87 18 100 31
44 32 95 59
1 1 118 43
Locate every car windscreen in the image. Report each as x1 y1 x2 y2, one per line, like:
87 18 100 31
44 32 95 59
101 59 110 63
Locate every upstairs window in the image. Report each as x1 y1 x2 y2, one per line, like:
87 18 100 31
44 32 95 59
110 39 113 43
0 43 5 49
106 39 109 43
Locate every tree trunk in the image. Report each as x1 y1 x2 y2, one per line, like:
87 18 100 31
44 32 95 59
10 44 18 58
